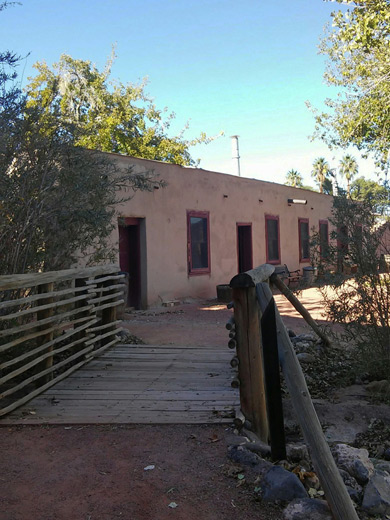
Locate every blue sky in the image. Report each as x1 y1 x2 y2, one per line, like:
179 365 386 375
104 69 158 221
1 0 377 187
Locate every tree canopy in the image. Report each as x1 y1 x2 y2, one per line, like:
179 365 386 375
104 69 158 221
308 0 390 171
0 19 164 274
0 93 164 274
285 169 303 188
339 154 358 196
311 157 333 193
26 53 217 166
350 176 389 214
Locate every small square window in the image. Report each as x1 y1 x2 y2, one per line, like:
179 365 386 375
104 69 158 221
187 211 210 275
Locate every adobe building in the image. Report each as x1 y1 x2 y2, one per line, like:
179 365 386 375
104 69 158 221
113 154 334 308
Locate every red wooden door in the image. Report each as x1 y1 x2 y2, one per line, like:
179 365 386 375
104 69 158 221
237 224 253 274
119 218 141 309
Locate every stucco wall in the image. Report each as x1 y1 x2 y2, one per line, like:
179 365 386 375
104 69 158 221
112 155 334 307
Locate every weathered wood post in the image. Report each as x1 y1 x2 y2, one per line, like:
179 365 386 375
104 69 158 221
260 298 286 460
257 281 359 520
37 282 54 383
229 264 275 442
271 274 331 347
74 277 91 343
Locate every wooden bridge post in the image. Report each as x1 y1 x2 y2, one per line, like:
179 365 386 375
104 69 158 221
229 264 275 442
257 281 359 520
37 282 54 383
74 277 91 342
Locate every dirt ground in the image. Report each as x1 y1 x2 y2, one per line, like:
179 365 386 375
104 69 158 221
0 423 283 520
1 289 389 520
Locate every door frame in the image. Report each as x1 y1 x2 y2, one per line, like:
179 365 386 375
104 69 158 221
118 217 147 309
236 222 253 274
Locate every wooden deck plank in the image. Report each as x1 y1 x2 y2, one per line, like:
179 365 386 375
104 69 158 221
1 343 238 425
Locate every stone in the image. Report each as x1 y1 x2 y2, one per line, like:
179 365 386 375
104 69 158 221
260 466 307 502
299 334 316 342
288 329 296 338
283 498 332 520
366 380 390 395
362 471 390 515
287 444 309 463
339 469 362 493
385 448 390 461
332 443 375 484
372 458 390 476
228 446 272 478
225 434 250 446
294 342 312 353
296 353 316 364
347 486 362 504
243 440 272 458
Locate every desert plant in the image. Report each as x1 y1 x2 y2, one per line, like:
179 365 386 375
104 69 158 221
316 195 390 381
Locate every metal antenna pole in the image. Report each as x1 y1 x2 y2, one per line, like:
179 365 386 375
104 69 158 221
230 135 241 177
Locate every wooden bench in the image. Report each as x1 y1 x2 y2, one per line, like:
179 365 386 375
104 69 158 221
274 264 301 286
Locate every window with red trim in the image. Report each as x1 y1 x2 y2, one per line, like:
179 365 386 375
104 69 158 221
299 218 310 262
187 211 210 275
319 220 329 259
354 224 363 250
265 215 280 264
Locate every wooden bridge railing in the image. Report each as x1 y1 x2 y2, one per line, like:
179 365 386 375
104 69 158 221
228 264 359 520
0 264 124 417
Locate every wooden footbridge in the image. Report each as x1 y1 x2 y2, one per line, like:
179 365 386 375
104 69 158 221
0 265 238 424
1 342 238 424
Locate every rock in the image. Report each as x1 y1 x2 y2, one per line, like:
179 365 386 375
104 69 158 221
294 342 312 353
292 333 316 342
332 443 374 484
296 353 316 364
225 434 250 446
366 380 390 395
283 498 332 520
287 444 309 463
305 473 320 491
338 469 362 492
243 440 272 458
385 448 390 461
362 471 390 515
338 469 362 504
288 329 296 338
260 466 307 502
346 486 362 505
228 446 272 478
301 334 316 342
372 459 390 476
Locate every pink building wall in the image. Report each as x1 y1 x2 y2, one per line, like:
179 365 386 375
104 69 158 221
112 155 334 308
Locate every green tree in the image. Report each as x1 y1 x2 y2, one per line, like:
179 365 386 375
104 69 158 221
285 169 303 188
351 176 389 214
26 53 217 166
339 154 358 197
317 194 390 382
308 0 390 171
0 25 164 274
0 99 164 274
311 157 332 193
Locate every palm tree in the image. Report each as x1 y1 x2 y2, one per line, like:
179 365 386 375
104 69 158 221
339 154 358 197
285 169 303 188
311 157 331 194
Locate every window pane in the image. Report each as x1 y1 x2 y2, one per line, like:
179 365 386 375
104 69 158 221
190 216 208 269
319 222 329 258
267 219 279 261
300 221 309 260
